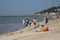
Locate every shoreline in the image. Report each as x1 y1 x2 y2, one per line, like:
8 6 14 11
0 15 59 35
0 18 60 35
0 18 60 40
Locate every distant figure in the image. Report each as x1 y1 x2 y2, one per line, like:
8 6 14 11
43 16 48 24
32 18 36 25
22 19 25 27
29 20 32 26
25 18 30 26
43 17 46 24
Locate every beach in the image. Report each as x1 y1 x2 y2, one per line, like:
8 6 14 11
0 17 60 40
0 0 60 40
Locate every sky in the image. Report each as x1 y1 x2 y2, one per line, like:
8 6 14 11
0 0 60 16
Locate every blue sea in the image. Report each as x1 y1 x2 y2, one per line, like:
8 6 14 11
0 15 54 35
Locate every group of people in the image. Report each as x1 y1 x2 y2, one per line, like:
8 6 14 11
22 16 49 32
22 18 37 27
36 16 49 32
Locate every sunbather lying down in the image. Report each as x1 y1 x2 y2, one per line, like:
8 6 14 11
35 25 49 32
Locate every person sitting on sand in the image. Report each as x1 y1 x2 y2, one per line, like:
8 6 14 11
35 25 49 32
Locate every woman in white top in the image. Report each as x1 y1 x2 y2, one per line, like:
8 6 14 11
22 19 25 27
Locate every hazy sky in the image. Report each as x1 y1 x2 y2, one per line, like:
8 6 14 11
0 0 60 16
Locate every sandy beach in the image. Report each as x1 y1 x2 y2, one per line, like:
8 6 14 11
0 17 60 40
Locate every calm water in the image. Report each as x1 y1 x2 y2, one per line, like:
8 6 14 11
0 15 54 35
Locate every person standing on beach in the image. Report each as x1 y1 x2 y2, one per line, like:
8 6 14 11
45 16 48 24
29 20 32 26
43 16 48 24
25 18 30 26
32 18 36 25
22 19 25 27
43 17 46 24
